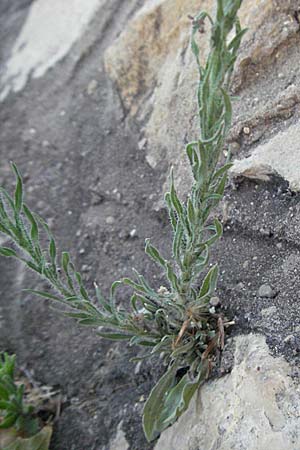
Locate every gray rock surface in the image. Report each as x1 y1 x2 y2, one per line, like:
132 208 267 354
230 122 300 191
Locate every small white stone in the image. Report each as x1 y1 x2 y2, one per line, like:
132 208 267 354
87 79 98 95
138 137 147 150
106 216 115 225
129 228 137 238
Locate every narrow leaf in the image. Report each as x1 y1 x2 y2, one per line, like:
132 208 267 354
0 248 17 257
145 239 166 268
11 164 23 214
143 363 178 442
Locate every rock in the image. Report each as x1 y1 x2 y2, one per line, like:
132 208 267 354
209 296 220 307
129 229 137 238
138 138 147 150
155 334 300 450
108 422 129 450
230 162 274 182
230 122 300 191
0 0 104 99
243 260 249 269
105 216 115 225
87 79 98 96
258 284 276 298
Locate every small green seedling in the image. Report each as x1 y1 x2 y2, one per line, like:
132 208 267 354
0 352 52 450
0 0 246 442
0 352 39 436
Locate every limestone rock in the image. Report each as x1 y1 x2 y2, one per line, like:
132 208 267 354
108 422 129 450
155 334 300 450
105 0 300 197
0 0 105 99
230 122 300 191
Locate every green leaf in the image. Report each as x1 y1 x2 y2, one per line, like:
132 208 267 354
228 27 248 51
61 252 70 273
172 221 184 265
0 385 10 401
11 164 23 215
74 272 89 300
23 205 39 242
215 172 228 196
198 264 219 300
49 239 56 264
78 318 106 326
0 413 18 429
0 400 12 410
145 239 166 268
158 361 209 428
23 289 62 302
221 87 232 133
0 189 15 212
166 263 180 292
202 218 223 247
169 169 184 219
0 248 17 258
212 162 233 182
94 283 112 314
142 363 178 442
164 192 177 232
110 280 122 304
186 142 200 180
96 332 134 341
143 362 209 442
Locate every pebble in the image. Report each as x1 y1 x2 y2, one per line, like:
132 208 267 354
138 138 147 150
42 140 50 148
106 216 115 225
129 228 137 238
87 79 98 95
258 284 276 298
210 296 220 307
284 335 295 344
243 126 250 135
134 361 142 375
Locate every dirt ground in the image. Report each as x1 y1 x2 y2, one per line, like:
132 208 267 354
0 1 300 449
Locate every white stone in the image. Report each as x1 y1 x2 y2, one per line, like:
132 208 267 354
0 0 104 100
109 421 129 450
230 122 300 191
